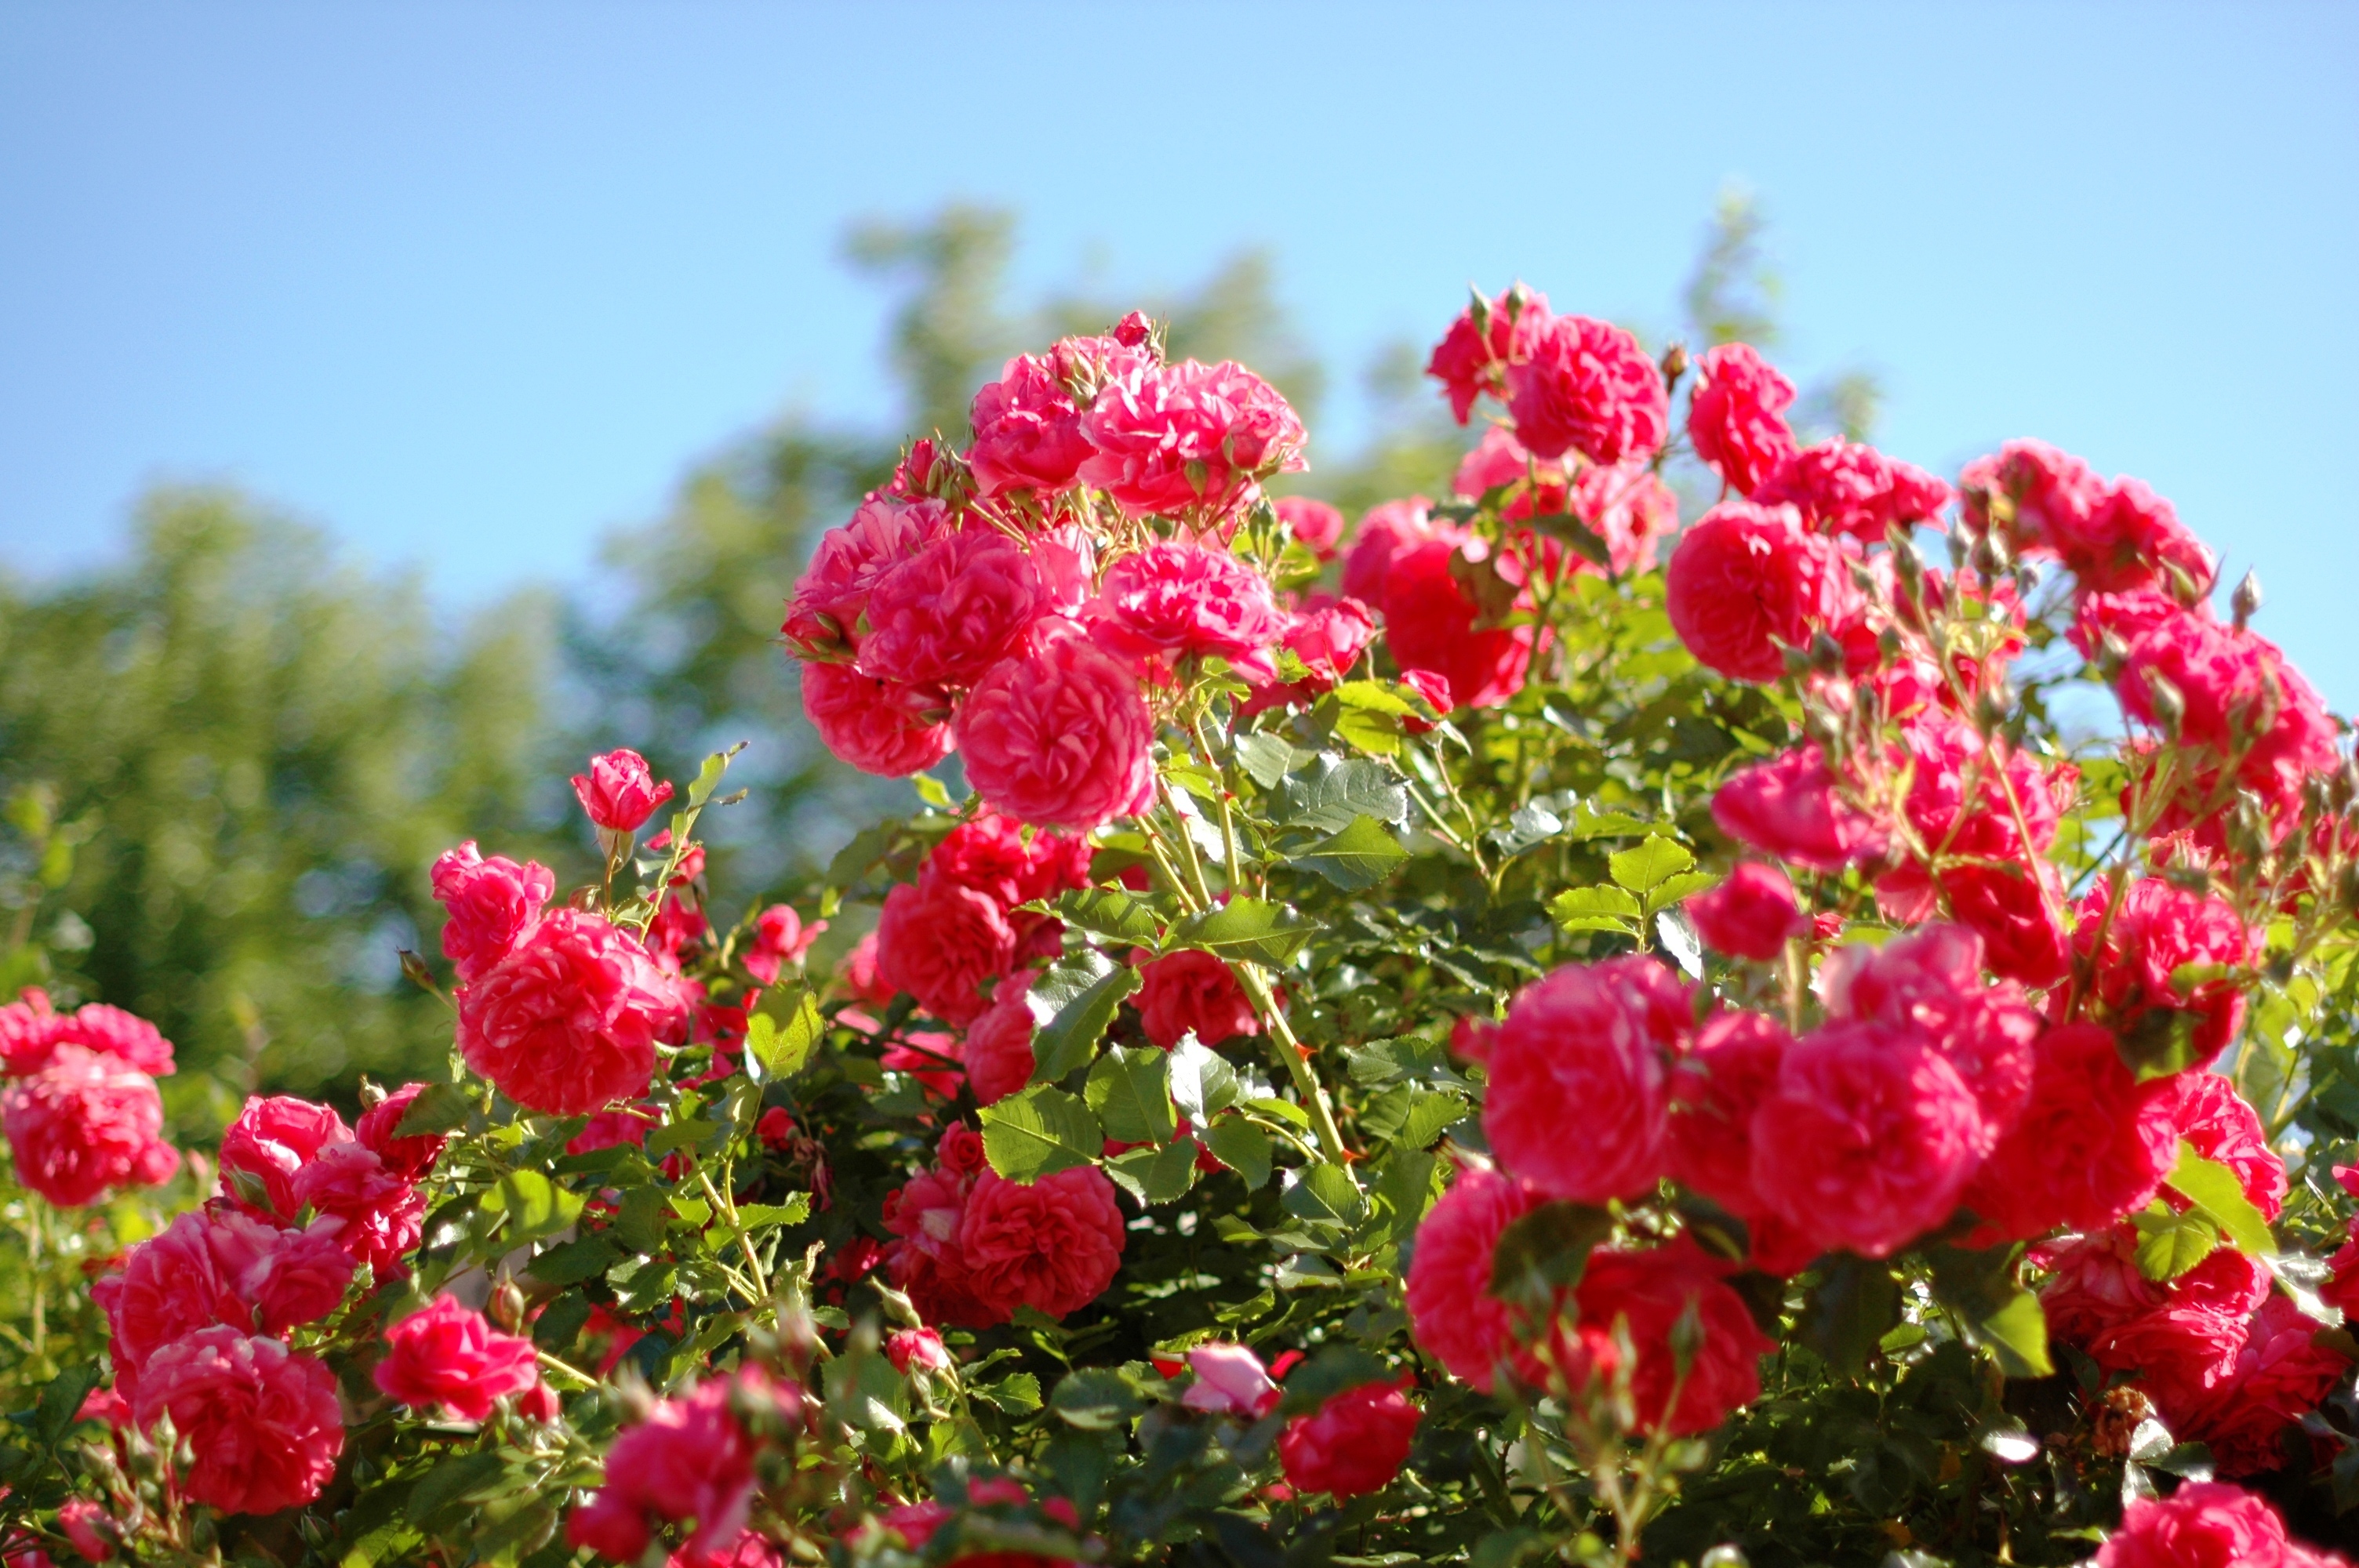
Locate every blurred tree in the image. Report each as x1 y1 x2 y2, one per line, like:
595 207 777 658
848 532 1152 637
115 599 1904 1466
0 490 565 1124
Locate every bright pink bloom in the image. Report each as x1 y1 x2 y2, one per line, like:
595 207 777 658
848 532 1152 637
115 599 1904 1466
2180 1295 2353 1477
1183 1342 1282 1418
1750 1021 1984 1258
1686 343 1796 495
1961 441 2216 597
2080 877 2252 1069
1684 863 1805 960
1666 502 1853 682
798 661 954 779
1339 496 1438 606
1405 1164 1544 1393
1242 597 1380 713
956 1165 1127 1322
1818 924 2043 1147
570 749 673 833
1092 540 1286 676
565 1368 800 1567
954 623 1153 831
743 905 826 985
860 529 1052 690
2097 1480 2312 1567
1565 460 1677 576
1279 1377 1420 1499
94 1208 354 1392
882 1157 994 1330
874 879 1018 1028
1134 950 1259 1050
217 1094 350 1222
1961 1023 2182 1243
133 1327 343 1517
1482 957 1688 1204
456 909 689 1116
962 978 1036 1107
1753 439 1951 543
1452 424 1558 499
1080 359 1307 520
430 841 555 983
55 1499 111 1561
0 993 174 1079
1504 313 1667 466
968 353 1092 499
781 495 951 659
1710 745 1890 873
355 1083 448 1181
2172 1072 2286 1221
920 812 1092 912
292 1142 424 1278
1277 495 1346 556
1576 1237 1772 1435
1427 289 1539 423
1666 1010 1793 1218
374 1295 541 1420
2 1047 177 1209
1378 533 1540 711
887 1327 951 1374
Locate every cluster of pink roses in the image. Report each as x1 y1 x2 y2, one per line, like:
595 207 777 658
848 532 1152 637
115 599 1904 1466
568 1365 805 1568
0 990 179 1209
2099 1481 2351 1567
878 1123 1124 1330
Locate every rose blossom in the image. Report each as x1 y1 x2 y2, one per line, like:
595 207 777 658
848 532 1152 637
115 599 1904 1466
880 1477 1081 1565
133 1327 344 1516
1666 501 1853 682
569 748 674 833
1241 597 1380 713
874 879 1019 1028
429 840 555 982
919 811 1092 912
1079 358 1307 520
2172 1072 2286 1220
1183 1342 1282 1418
781 494 951 659
2096 1480 2308 1568
954 622 1153 831
1405 1164 1544 1393
2180 1294 2354 1478
292 1142 423 1277
2 1046 178 1210
1378 532 1541 711
1566 459 1677 576
1134 949 1260 1050
1426 288 1539 423
55 1499 112 1561
967 353 1092 499
956 1165 1127 1322
2081 877 2251 1069
94 1208 355 1393
1092 539 1286 677
1817 924 2043 1148
1751 1021 1984 1258
856 528 1050 691
886 1326 952 1374
1339 496 1438 606
355 1082 448 1181
743 904 827 985
374 1295 542 1420
456 908 690 1116
1279 1377 1421 1499
882 1156 994 1330
1277 495 1347 556
1665 1010 1794 1219
216 1094 351 1221
1752 438 1952 542
798 661 953 779
1686 343 1797 496
1504 313 1668 466
1961 1023 2182 1243
565 1368 800 1566
1710 744 1890 873
963 979 1036 1107
1684 863 1806 960
0 992 174 1079
1576 1237 1773 1435
1482 957 1688 1204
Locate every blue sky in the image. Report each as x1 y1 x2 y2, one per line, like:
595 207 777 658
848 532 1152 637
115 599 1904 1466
4 2 2356 698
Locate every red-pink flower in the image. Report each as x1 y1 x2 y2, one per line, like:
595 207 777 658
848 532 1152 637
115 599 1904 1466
2179 1295 2353 1477
1576 1237 1772 1435
1482 957 1688 1204
1750 1021 1984 1258
0 992 174 1079
2097 1480 2305 1567
356 1082 449 1181
2 1047 178 1209
963 978 1036 1106
1340 497 1439 606
874 879 1019 1028
954 623 1153 831
565 1368 801 1566
2172 1072 2286 1221
1503 313 1668 466
2080 877 2251 1070
968 353 1092 499
887 1326 952 1374
1092 539 1286 677
1241 597 1380 714
1565 459 1677 576
1378 533 1540 711
1277 496 1346 557
1183 1342 1282 1418
1686 343 1796 496
1711 745 1890 873
1666 501 1854 682
456 909 689 1116
1817 924 2044 1147
956 1165 1127 1322
1278 1377 1420 1499
798 661 953 779
94 1208 354 1391
743 905 826 985
1134 950 1259 1050
920 811 1092 912
1961 441 2216 597
1961 1023 2182 1243
1405 1164 1543 1393
133 1327 344 1517
1080 359 1307 520
856 528 1051 690
218 1094 351 1222
374 1296 540 1420
1427 289 1539 423
1666 1010 1793 1219
292 1142 424 1278
430 841 555 983
782 495 951 659
1684 863 1805 961
55 1499 111 1562
570 748 673 833
882 1156 994 1330
1753 439 1951 543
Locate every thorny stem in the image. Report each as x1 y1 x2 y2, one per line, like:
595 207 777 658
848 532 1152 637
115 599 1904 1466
696 1160 772 1308
1235 965 1347 1165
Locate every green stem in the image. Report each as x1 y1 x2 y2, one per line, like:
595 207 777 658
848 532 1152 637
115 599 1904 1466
1235 966 1347 1164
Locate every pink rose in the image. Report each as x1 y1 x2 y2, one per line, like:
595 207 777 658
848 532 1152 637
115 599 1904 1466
1666 501 1853 682
1753 439 1951 543
1818 924 2043 1148
1134 949 1260 1050
292 1142 424 1277
1339 496 1438 606
2172 1073 2286 1221
963 977 1037 1107
1710 744 1890 873
1183 1342 1282 1418
2081 877 2251 1070
1276 495 1346 556
2037 1228 2166 1348
798 661 954 779
883 1152 994 1330
1962 441 2217 597
1242 597 1380 714
94 1208 353 1392
1961 1023 2181 1243
2180 1295 2353 1478
2098 1481 2299 1567
569 748 674 833
1665 1010 1793 1218
133 1327 344 1517
781 495 951 659
1080 358 1307 521
456 908 689 1116
956 1165 1127 1322
2 1047 177 1209
55 1499 112 1562
1503 313 1668 466
967 353 1092 499
218 1094 350 1222
1565 459 1677 576
1751 1021 1984 1258
565 1368 800 1566
0 992 175 1079
1683 862 1805 961
430 840 556 982
1379 533 1541 711
954 622 1153 831
743 905 826 985
1426 289 1539 423
920 811 1092 912
1576 1237 1772 1435
1685 343 1796 496
1091 539 1286 677
1278 1377 1420 1499
1482 957 1687 1203
355 1082 449 1181
860 528 1052 689
374 1295 541 1420
1405 1164 1544 1393
886 1326 951 1374
874 879 1019 1028
1452 424 1557 499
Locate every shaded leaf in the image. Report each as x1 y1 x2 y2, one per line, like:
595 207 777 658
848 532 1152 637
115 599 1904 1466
1086 1046 1177 1145
1201 1117 1273 1189
1278 756 1408 833
1488 1201 1612 1316
980 1086 1104 1182
1294 815 1410 891
1107 1140 1200 1204
392 1081 474 1139
1027 952 1143 1084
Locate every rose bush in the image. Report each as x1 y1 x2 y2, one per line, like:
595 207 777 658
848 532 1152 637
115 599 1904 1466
4 300 2359 1568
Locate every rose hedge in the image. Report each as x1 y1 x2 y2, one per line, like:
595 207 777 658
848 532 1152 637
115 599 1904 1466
3 292 2359 1566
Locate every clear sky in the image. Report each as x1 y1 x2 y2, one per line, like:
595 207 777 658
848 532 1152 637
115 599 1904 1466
3 2 2356 696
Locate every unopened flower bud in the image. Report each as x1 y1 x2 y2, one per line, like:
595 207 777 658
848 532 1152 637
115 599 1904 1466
1781 644 1812 679
1946 526 1971 575
1889 531 1927 594
1969 529 2008 580
2095 632 2130 682
2232 569 2263 630
356 1078 388 1110
1876 626 1905 664
2163 862 2213 896
1808 632 1846 675
2144 671 2186 739
2332 760 2359 814
1974 681 2015 735
1660 341 1689 387
489 1278 527 1334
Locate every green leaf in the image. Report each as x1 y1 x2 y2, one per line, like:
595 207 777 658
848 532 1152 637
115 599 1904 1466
1518 511 1613 568
970 1372 1043 1413
1572 804 1659 839
732 1196 812 1229
1051 1367 1145 1430
1283 1161 1366 1227
1332 703 1404 757
1968 1289 2055 1377
407 1450 507 1522
1487 1201 1613 1316
1277 756 1408 833
496 1169 584 1249
1801 1254 1901 1378
1645 871 1721 916
1487 803 1565 858
1170 899 1318 967
911 771 954 809
1332 680 1416 716
1201 1117 1273 1188
612 1185 669 1253
1025 950 1143 1084
1234 732 1296 790
1549 884 1643 936
1608 835 1696 898
746 984 824 1082
1245 1095 1311 1128
1086 1045 1178 1145
2132 1201 2220 1280
1395 1089 1471 1149
392 1080 474 1139
1292 814 1409 891
1107 1141 1200 1204
979 1086 1104 1182
525 1235 622 1287
2115 1005 2207 1081
2165 1144 2277 1256
684 744 740 809
32 1363 100 1448
1165 1036 1239 1121
1053 887 1163 947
